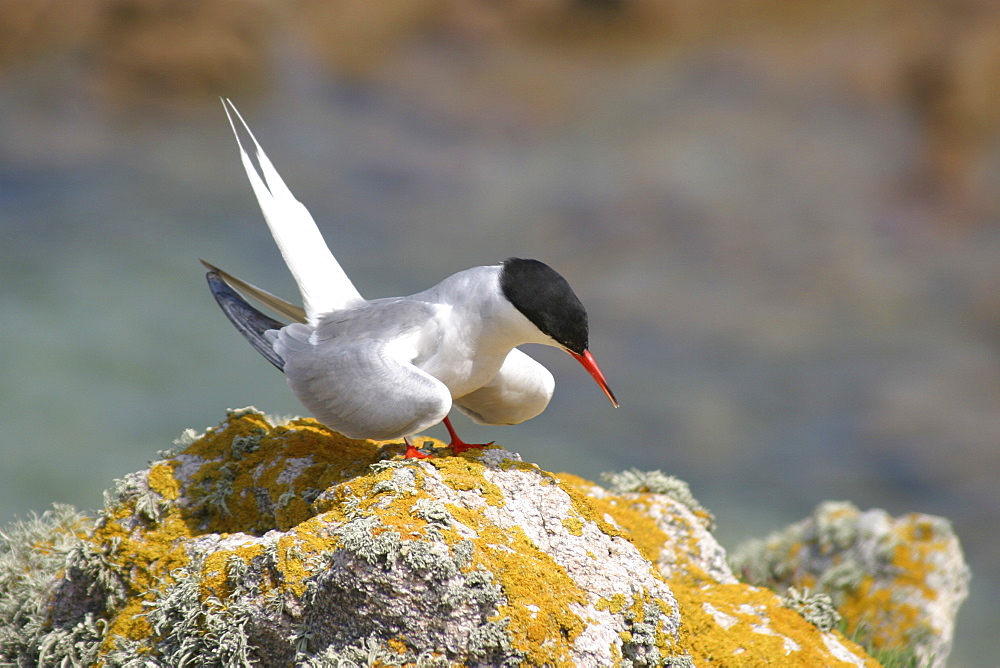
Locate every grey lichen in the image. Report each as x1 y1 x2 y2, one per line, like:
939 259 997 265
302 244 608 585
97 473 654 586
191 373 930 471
728 536 782 586
198 462 238 516
601 469 715 529
814 501 860 552
440 567 499 612
35 612 107 667
0 504 105 666
466 616 520 667
7 414 929 667
368 459 412 474
730 500 969 667
159 427 205 460
302 633 450 667
297 506 518 666
621 598 669 667
104 470 171 523
368 465 420 500
231 429 265 459
781 586 842 632
412 498 453 527
370 479 401 496
729 501 884 601
816 560 866 595
61 538 128 611
140 564 259 667
400 539 459 581
227 405 265 420
333 516 402 566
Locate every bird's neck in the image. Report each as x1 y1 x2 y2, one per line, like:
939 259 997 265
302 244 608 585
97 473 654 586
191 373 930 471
433 265 555 351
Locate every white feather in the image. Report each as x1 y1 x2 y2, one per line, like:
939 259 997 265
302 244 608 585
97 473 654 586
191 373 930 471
222 99 364 323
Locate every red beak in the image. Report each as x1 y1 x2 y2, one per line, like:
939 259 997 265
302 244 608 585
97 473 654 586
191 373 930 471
568 349 619 407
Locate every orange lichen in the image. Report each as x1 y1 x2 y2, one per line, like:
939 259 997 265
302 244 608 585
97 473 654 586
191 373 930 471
442 500 587 666
563 483 670 564
836 516 949 650
147 462 181 501
93 498 194 648
673 582 878 666
428 452 506 507
561 515 585 536
550 473 625 541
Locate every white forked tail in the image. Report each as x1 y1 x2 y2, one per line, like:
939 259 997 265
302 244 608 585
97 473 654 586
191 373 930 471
222 99 364 323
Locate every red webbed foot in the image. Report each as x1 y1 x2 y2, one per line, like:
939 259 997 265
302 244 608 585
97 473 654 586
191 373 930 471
403 438 432 459
443 416 494 455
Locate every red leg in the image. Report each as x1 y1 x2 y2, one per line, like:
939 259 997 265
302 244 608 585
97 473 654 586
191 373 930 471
443 416 493 454
403 437 431 459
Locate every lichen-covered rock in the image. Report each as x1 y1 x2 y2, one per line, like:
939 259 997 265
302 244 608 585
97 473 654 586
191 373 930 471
557 473 877 667
730 500 971 668
52 410 688 666
2 410 890 666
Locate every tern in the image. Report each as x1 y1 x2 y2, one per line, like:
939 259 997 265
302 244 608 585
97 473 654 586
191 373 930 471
204 100 618 458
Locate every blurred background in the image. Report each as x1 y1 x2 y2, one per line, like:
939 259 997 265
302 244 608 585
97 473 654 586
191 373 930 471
1 0 998 664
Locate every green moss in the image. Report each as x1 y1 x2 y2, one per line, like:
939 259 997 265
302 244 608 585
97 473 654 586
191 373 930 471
841 619 928 668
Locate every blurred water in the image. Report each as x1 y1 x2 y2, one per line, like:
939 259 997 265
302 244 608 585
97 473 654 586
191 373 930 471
1 45 996 664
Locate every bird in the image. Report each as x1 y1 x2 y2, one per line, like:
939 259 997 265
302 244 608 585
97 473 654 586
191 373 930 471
203 99 618 458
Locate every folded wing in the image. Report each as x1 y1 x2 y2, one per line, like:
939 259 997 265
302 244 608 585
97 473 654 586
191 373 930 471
273 324 453 440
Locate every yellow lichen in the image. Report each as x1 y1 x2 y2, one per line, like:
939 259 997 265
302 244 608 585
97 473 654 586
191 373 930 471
93 497 194 649
361 451 592 666
200 543 267 600
561 515 585 536
596 593 629 614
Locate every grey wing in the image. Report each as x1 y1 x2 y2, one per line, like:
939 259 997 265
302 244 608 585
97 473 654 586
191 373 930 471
454 348 555 425
273 323 452 440
205 270 286 370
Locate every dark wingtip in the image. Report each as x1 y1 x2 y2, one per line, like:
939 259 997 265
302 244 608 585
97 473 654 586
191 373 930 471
206 270 286 371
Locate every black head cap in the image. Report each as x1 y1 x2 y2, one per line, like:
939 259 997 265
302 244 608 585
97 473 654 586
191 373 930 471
500 258 589 354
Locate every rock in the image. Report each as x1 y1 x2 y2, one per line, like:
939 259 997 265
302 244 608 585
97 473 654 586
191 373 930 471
1 408 950 666
730 500 971 668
